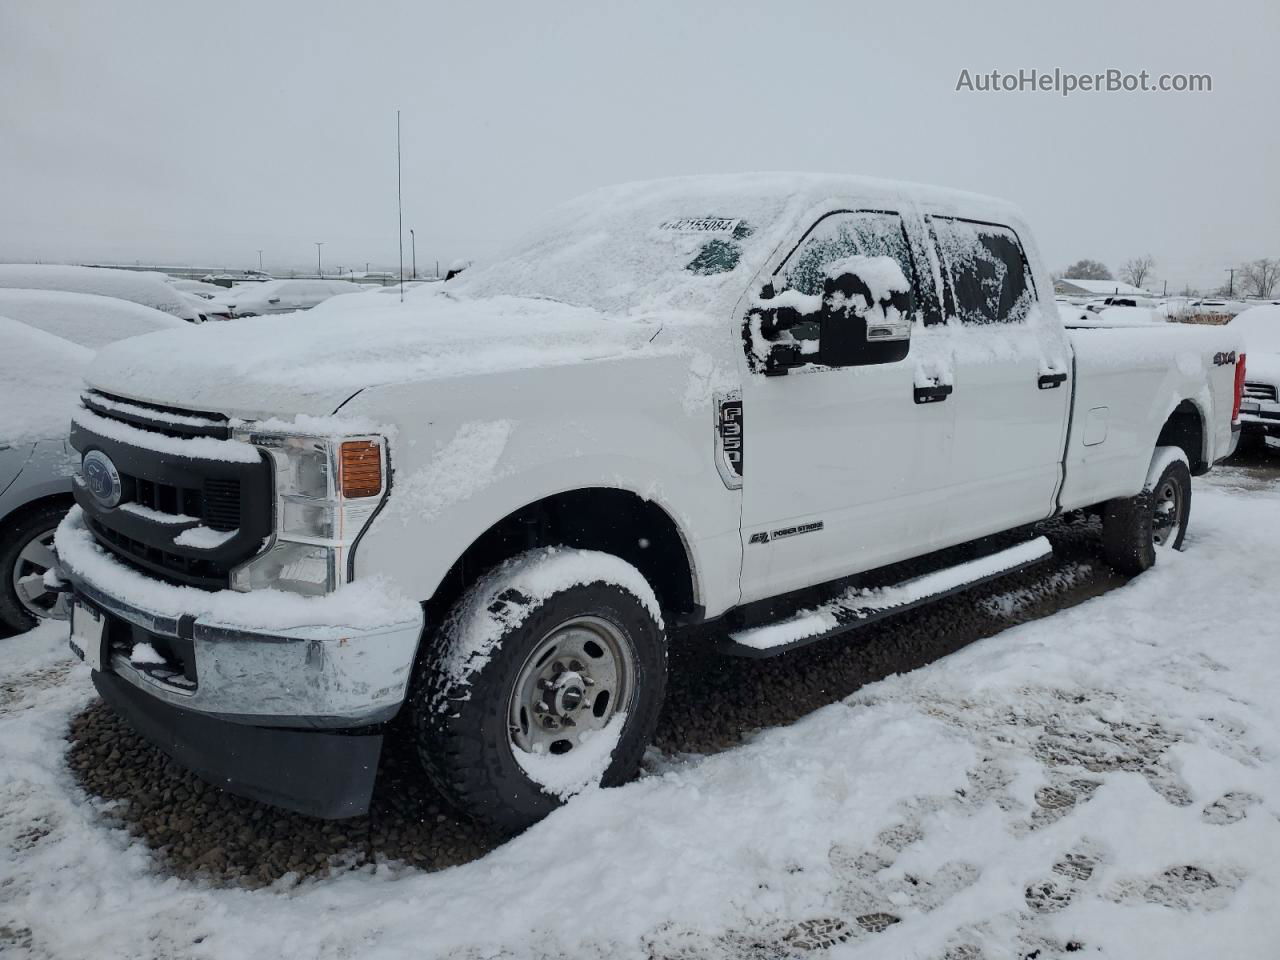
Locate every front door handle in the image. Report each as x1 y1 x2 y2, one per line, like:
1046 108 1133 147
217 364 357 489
914 383 953 404
1038 372 1068 390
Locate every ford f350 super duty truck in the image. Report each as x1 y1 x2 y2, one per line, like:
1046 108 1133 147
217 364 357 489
57 174 1245 830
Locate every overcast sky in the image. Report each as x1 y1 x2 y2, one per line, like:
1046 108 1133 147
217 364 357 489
2 0 1276 291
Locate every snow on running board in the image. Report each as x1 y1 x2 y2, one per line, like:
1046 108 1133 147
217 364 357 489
726 537 1053 656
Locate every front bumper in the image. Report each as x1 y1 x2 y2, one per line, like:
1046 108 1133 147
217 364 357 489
72 575 422 728
1239 397 1280 437
60 516 424 817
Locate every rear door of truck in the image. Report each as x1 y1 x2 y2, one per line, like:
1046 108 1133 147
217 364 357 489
927 216 1072 543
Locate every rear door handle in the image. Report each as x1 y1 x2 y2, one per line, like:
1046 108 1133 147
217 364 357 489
914 383 953 404
1038 373 1068 390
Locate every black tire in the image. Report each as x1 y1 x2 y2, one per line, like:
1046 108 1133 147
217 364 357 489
0 501 70 633
1101 452 1191 575
412 551 667 833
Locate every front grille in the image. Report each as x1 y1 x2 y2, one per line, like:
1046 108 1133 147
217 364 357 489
71 396 273 590
81 390 231 439
90 519 229 585
1244 382 1277 402
202 478 242 532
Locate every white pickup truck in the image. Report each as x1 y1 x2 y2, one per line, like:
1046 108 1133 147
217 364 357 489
57 174 1245 830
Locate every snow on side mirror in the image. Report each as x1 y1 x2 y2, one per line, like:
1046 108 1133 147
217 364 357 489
818 256 912 368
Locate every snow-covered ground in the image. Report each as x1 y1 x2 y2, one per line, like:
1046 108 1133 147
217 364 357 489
2 468 1278 959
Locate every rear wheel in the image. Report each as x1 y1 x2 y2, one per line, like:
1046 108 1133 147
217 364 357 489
1101 450 1191 575
412 548 667 832
0 502 69 633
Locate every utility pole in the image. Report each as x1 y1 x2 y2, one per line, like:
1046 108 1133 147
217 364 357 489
1225 268 1235 297
315 242 324 277
410 228 416 279
257 249 263 272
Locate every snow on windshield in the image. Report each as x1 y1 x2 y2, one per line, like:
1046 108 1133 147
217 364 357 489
450 177 810 317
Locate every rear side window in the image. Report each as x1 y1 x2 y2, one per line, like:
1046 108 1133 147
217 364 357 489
932 218 1035 325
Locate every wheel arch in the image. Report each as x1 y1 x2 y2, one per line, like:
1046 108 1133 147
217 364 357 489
420 486 700 643
1156 398 1209 476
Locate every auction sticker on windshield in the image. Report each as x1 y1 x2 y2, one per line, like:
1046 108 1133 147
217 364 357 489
658 217 741 233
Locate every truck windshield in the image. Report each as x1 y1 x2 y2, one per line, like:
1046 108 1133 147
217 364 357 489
450 182 799 317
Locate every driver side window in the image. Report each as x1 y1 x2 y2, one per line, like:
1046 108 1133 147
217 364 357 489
746 211 927 372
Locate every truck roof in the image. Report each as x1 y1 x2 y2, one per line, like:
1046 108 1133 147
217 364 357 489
453 173 1024 318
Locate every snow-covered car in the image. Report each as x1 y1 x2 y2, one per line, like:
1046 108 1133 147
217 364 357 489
208 278 362 317
0 288 186 349
0 264 209 324
56 174 1245 829
167 278 226 300
0 296 185 632
1230 304 1280 449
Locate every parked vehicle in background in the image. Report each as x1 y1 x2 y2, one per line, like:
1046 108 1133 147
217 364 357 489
167 278 226 300
208 278 362 317
0 264 211 323
0 299 185 632
57 174 1244 830
0 289 186 349
1230 304 1280 450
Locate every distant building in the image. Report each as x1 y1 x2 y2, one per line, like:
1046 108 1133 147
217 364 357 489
1054 278 1152 297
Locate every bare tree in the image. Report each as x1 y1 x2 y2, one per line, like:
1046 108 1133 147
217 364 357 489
1120 255 1155 289
1240 258 1280 299
1062 259 1113 280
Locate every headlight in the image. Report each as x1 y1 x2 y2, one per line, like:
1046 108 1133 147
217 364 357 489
229 429 388 596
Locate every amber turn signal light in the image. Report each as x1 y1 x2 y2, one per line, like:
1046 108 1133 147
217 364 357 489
340 441 382 498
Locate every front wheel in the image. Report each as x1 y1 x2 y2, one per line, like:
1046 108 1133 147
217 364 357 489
412 548 667 832
1101 448 1191 575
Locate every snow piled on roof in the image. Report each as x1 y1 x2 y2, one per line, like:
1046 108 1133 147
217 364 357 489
0 315 90 442
0 288 185 349
1058 278 1150 296
453 172 1017 316
0 264 200 321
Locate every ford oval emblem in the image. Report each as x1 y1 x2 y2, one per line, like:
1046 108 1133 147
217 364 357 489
82 450 123 508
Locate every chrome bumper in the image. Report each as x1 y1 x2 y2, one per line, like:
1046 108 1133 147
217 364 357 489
72 575 424 728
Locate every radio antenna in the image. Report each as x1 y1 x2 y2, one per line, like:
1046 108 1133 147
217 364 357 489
396 110 404 302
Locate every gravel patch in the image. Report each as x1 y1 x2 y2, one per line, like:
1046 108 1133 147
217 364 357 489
66 517 1125 887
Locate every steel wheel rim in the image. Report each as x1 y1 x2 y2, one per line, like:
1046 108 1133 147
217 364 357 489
507 615 635 758
1151 478 1183 548
12 527 58 620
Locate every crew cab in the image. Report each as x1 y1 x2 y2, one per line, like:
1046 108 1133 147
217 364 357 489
56 174 1244 830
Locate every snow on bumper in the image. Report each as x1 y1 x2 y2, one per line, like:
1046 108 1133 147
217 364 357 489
56 506 424 726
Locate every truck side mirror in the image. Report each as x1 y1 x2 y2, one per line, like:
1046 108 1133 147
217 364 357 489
817 267 912 368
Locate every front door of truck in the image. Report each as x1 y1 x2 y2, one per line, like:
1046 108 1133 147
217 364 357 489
736 208 956 603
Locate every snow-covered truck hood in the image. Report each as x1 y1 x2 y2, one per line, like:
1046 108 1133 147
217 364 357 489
84 293 665 418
